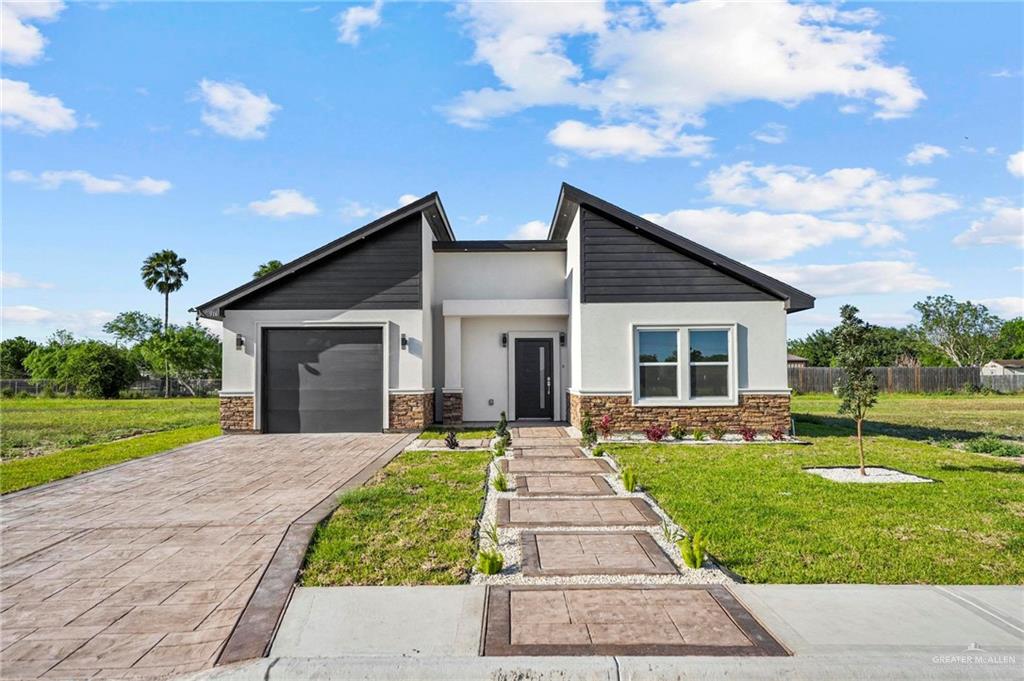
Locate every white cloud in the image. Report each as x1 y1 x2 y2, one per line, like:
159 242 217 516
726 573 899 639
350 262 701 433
474 215 489 225
0 272 54 289
862 223 905 247
953 200 1024 248
760 261 948 297
336 0 382 46
1 78 77 134
248 189 319 218
904 143 949 166
1007 150 1024 178
751 123 787 145
990 69 1019 78
549 153 570 169
705 162 959 222
509 220 549 240
339 200 373 221
980 297 1024 319
2 305 115 333
548 120 712 159
643 207 874 261
446 2 923 159
7 169 171 195
398 194 420 206
1 1 65 65
196 79 279 140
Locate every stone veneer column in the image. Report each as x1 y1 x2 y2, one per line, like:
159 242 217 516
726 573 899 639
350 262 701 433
220 395 256 432
442 391 463 425
388 392 435 431
568 392 790 434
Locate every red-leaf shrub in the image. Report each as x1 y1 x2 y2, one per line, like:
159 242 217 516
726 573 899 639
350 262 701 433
739 427 757 442
770 426 785 441
598 414 613 438
644 425 669 442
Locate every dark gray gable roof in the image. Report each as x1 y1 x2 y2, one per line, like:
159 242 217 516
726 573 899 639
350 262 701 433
548 183 814 312
196 193 453 319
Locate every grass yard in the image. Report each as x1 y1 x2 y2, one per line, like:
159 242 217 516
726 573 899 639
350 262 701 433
418 426 495 440
611 411 1023 584
0 397 219 459
792 393 1024 441
1 425 221 495
301 449 491 585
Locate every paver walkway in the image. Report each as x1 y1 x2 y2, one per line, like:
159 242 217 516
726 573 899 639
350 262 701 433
0 433 409 680
483 423 787 657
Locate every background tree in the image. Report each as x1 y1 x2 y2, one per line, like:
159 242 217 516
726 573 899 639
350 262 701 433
139 324 221 396
787 329 835 366
59 342 139 398
834 305 879 476
994 318 1024 359
253 260 283 278
141 250 188 396
0 336 39 378
23 330 77 391
913 295 1001 366
103 311 162 346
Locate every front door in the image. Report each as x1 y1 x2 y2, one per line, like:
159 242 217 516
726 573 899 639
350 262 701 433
515 338 554 419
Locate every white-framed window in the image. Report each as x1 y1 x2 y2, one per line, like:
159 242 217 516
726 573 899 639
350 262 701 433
633 325 736 405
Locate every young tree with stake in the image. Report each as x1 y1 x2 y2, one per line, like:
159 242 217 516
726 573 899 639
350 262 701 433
834 305 879 476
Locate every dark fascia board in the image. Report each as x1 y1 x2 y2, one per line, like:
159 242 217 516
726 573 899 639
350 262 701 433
196 193 453 319
433 240 567 253
549 183 815 313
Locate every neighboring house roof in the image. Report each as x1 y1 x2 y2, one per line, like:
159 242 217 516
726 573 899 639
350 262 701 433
196 193 453 320
787 353 808 362
548 183 815 313
988 359 1024 368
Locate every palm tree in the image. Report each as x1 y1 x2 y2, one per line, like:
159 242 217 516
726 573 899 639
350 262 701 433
141 250 188 396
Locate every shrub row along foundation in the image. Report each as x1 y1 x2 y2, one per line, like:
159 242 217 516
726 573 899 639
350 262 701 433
568 393 790 434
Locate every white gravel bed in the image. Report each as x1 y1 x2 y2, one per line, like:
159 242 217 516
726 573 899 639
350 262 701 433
804 466 934 484
470 454 731 586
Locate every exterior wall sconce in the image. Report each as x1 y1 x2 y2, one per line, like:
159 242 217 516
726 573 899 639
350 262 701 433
501 333 508 348
235 334 245 351
401 333 408 349
559 332 566 347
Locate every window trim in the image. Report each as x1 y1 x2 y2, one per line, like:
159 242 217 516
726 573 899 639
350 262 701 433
632 324 738 407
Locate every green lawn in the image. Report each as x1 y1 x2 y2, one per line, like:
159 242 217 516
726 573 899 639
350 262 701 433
0 397 219 459
792 393 1024 441
418 426 495 440
1 425 221 495
610 409 1024 584
301 449 491 585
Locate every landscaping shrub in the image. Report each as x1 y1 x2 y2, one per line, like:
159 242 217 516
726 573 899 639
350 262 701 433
598 414 613 438
476 548 504 575
644 425 669 442
1 388 14 399
670 424 686 440
661 521 682 544
481 520 500 548
692 428 706 441
709 425 726 440
495 411 509 438
770 426 785 441
621 466 639 492
499 432 511 449
61 342 139 398
491 469 510 492
445 430 459 450
494 440 506 458
677 530 707 569
580 412 597 447
965 436 1024 457
739 427 757 442
592 446 606 457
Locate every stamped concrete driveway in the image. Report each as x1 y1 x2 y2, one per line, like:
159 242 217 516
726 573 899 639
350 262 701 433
0 433 411 680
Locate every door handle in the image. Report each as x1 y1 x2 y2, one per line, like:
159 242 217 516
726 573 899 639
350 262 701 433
546 376 552 394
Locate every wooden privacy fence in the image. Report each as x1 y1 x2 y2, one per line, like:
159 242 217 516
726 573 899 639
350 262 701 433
788 366 1024 394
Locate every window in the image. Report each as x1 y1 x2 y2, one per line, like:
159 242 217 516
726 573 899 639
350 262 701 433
689 329 730 398
634 325 735 404
637 330 679 399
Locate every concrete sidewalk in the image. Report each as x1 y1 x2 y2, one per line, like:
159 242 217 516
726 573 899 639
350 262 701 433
187 584 1023 680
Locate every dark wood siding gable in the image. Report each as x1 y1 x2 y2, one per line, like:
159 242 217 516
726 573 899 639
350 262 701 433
229 213 422 311
581 208 775 304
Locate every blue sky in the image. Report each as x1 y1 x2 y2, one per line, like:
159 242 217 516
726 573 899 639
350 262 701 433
3 1 1022 342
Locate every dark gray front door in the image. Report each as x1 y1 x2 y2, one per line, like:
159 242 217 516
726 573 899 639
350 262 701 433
262 327 383 433
515 338 554 419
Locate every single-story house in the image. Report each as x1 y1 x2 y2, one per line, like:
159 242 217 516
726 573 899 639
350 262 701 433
787 353 809 368
197 183 814 434
981 359 1024 376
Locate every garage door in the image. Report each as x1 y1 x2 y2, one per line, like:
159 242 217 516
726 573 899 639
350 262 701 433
262 327 383 433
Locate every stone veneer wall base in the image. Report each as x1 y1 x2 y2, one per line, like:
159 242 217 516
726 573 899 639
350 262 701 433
442 392 463 426
389 392 435 431
568 393 790 434
220 395 256 433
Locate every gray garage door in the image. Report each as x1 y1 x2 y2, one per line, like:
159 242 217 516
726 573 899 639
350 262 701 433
262 327 383 433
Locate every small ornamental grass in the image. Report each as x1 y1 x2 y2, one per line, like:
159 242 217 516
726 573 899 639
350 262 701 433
670 424 686 440
710 425 726 440
677 530 708 569
580 412 598 448
476 548 504 575
444 431 460 449
621 466 639 492
692 428 706 441
491 468 510 492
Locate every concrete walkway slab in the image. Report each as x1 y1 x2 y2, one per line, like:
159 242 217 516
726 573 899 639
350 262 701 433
498 498 661 528
522 532 678 577
501 458 613 475
513 446 585 458
515 475 616 497
270 586 485 657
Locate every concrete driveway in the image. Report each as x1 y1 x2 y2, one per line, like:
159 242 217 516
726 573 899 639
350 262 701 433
0 433 412 680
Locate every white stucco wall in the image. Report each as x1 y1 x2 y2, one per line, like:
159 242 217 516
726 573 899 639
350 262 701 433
577 300 789 394
459 315 569 422
434 251 566 301
565 209 582 392
220 308 426 394
420 216 434 389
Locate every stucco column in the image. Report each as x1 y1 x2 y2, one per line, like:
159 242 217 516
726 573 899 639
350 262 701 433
444 315 462 390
